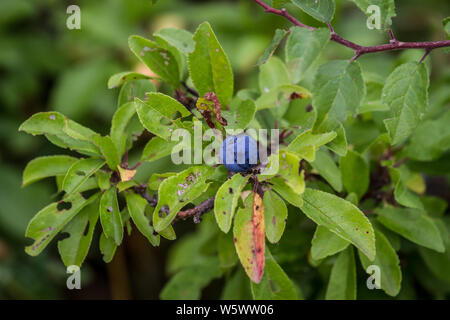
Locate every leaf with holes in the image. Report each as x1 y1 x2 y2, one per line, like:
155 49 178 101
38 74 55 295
214 173 249 233
25 192 99 256
62 158 105 194
188 22 233 106
57 197 100 267
153 165 214 232
301 188 376 260
100 187 123 246
233 192 265 283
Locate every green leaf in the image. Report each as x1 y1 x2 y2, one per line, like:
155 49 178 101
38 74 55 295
118 79 156 107
287 129 336 162
256 84 311 111
214 173 249 233
222 97 256 130
311 225 349 260
19 112 101 156
57 198 99 267
301 188 376 260
325 246 356 300
141 136 181 162
128 35 180 86
405 110 450 161
92 135 121 170
218 232 238 268
263 150 305 195
251 250 297 300
387 165 424 210
62 158 104 194
99 232 117 263
325 122 347 156
376 206 445 252
135 98 186 141
148 172 177 190
188 22 234 106
110 102 138 156
25 192 99 256
107 71 153 89
292 0 335 22
358 228 402 296
340 149 369 200
381 62 429 145
145 92 191 118
310 149 343 192
285 27 330 83
351 0 396 29
257 29 289 66
153 166 214 232
159 224 177 241
125 192 160 247
99 187 123 245
313 60 365 132
263 190 288 244
96 171 111 191
259 56 290 94
154 34 186 80
153 28 195 55
270 177 303 208
233 192 266 283
160 258 222 300
23 155 78 186
272 0 292 8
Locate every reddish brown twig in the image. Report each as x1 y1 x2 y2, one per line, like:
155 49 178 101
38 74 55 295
253 0 450 61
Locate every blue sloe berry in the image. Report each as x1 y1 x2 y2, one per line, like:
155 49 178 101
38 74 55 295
220 134 258 172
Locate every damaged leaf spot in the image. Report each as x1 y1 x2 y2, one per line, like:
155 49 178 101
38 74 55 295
57 201 72 211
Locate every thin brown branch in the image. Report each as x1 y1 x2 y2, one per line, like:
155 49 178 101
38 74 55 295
253 0 450 61
175 196 215 223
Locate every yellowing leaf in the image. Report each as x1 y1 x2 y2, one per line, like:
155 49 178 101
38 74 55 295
233 192 265 283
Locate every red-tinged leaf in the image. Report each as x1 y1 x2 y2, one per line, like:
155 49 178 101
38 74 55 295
233 192 266 283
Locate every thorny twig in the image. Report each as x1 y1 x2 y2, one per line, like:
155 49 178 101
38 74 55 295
253 0 450 62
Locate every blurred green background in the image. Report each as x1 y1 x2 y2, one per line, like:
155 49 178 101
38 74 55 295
0 0 449 299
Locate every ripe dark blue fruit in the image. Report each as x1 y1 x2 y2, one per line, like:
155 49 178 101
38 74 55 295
220 134 258 172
